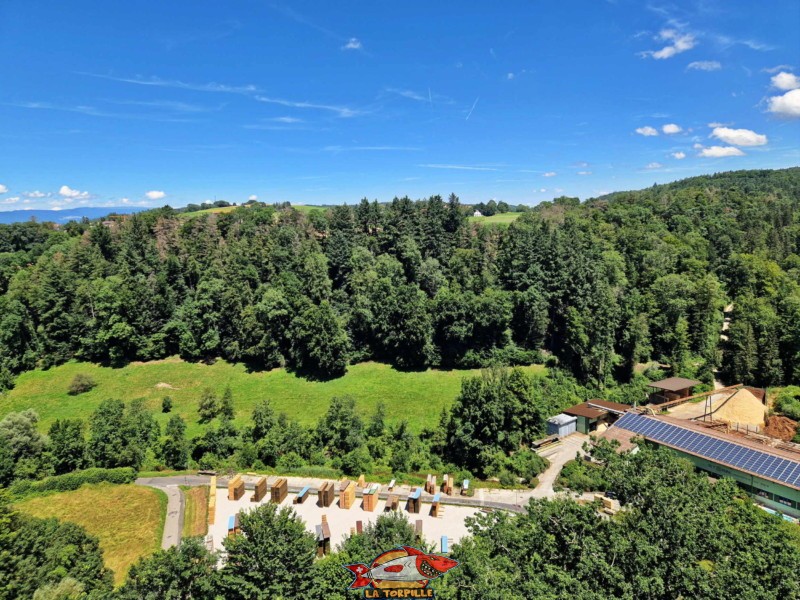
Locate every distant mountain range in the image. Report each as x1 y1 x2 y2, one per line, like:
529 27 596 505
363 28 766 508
0 207 148 225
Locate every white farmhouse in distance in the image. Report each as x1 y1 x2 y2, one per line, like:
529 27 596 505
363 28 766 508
473 210 483 217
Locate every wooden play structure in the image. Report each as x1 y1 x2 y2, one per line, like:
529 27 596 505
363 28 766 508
442 474 453 495
316 515 331 557
415 519 423 541
318 482 335 507
425 474 437 494
228 474 245 501
431 493 441 517
356 520 363 534
407 487 421 513
271 477 288 504
295 485 310 504
251 477 267 502
357 474 366 487
362 484 380 512
208 475 217 526
461 479 471 496
388 479 396 491
339 480 356 509
385 494 399 511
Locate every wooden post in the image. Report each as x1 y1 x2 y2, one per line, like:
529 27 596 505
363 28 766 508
251 477 267 502
208 476 217 526
228 474 244 501
340 480 356 509
362 484 380 512
318 482 334 507
271 477 288 504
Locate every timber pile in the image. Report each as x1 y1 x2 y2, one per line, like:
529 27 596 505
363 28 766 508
764 415 798 442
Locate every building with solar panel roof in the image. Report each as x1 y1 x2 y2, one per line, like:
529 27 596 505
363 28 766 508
601 412 800 518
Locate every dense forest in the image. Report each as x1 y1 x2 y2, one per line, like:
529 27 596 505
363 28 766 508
1 167 799 393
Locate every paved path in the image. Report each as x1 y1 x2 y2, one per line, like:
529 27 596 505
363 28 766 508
137 475 207 549
135 436 595 547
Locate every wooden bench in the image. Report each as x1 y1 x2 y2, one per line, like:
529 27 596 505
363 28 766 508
295 485 310 504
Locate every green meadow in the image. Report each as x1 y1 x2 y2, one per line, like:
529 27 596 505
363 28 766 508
467 212 522 226
1 358 546 436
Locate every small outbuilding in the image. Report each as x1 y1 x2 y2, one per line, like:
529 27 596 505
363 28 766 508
563 399 631 434
547 414 578 437
648 377 702 404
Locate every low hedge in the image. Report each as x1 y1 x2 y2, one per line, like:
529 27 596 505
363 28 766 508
10 467 137 498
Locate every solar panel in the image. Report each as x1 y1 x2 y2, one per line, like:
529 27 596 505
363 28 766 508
613 413 800 490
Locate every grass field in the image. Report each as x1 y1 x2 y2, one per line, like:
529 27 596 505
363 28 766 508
467 212 522 226
179 203 327 219
1 358 546 436
181 485 209 538
14 483 166 585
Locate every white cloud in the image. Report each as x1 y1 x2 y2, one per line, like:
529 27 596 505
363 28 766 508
2 196 20 204
419 164 499 171
662 123 682 134
687 60 721 71
0 184 7 194
539 188 547 193
578 171 592 176
711 126 767 146
271 116 304 123
506 72 515 80
248 195 258 201
255 95 358 118
768 89 800 117
543 171 556 177
771 71 800 91
763 64 794 74
641 29 696 60
342 37 362 50
645 162 663 169
707 121 727 128
24 190 47 198
671 151 686 159
635 126 659 136
145 190 166 200
59 185 90 199
120 198 130 204
697 145 745 157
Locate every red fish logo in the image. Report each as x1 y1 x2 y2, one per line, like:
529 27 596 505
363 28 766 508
343 545 458 591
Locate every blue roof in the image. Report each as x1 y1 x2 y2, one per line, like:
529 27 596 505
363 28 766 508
613 412 800 491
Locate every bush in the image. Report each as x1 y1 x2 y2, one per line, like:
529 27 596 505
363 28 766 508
68 374 96 395
276 452 305 471
555 459 607 493
511 450 550 485
498 470 518 488
161 396 173 413
9 467 137 498
775 387 800 420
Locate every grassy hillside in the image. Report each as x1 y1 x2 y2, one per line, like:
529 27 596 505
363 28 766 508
14 483 166 585
1 358 546 436
467 212 522 226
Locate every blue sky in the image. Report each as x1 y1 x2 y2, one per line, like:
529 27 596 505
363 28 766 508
1 1 798 210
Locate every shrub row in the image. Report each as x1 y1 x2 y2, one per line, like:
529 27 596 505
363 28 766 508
10 467 137 497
